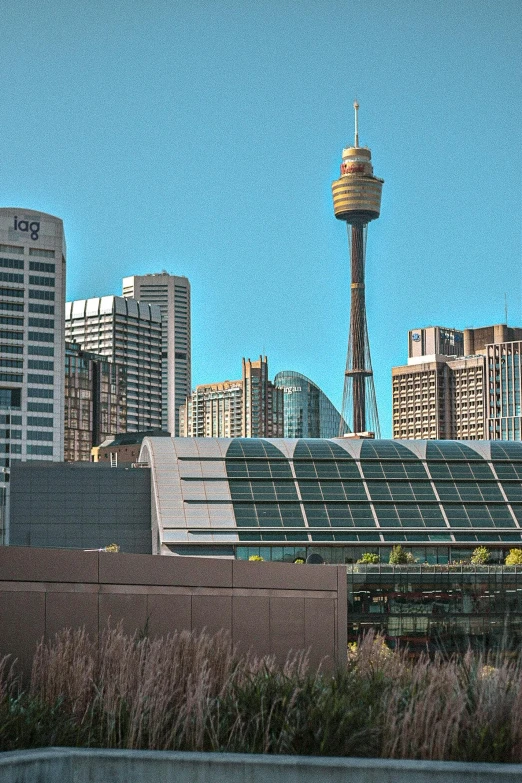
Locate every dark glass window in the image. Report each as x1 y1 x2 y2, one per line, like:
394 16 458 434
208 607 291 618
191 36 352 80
0 272 23 283
0 257 24 270
0 301 23 312
29 260 55 271
0 388 21 408
28 275 54 287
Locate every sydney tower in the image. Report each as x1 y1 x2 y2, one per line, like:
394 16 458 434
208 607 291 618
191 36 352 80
332 102 383 436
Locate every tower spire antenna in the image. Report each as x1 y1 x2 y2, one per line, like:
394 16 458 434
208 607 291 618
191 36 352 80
354 100 359 147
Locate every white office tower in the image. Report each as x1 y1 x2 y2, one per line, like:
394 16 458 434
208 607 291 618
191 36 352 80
65 296 162 432
122 273 191 435
0 209 66 543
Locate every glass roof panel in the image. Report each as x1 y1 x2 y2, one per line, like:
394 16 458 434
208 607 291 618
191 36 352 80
444 504 516 528
304 502 376 528
428 461 495 480
226 439 286 459
362 462 428 479
495 463 522 480
368 480 436 502
293 439 355 460
435 482 504 503
426 441 485 461
375 503 446 528
491 442 522 460
360 440 418 460
504 484 522 502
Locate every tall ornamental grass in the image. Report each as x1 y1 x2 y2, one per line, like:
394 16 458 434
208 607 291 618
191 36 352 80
1 625 522 761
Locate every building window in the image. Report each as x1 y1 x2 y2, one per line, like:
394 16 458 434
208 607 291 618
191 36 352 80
0 272 23 283
29 303 54 315
0 245 23 255
29 290 54 301
26 444 53 455
0 257 24 270
28 345 54 357
28 275 54 287
27 332 54 343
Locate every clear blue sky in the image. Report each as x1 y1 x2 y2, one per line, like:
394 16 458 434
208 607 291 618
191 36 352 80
1 0 520 436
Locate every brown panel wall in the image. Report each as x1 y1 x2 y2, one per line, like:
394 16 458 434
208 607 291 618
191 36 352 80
0 591 45 674
0 547 347 676
232 596 271 657
145 594 192 639
269 597 306 664
45 591 99 642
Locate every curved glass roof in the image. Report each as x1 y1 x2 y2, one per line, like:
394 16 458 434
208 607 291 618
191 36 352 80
147 438 522 551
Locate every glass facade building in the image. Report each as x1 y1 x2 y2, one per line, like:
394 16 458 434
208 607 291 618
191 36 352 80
64 342 127 462
274 370 348 438
346 564 522 654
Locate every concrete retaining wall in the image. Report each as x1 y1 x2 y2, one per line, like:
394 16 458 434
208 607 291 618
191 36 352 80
0 547 347 674
1 749 522 783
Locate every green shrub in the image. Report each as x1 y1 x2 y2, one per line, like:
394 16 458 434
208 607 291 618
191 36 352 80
505 549 522 565
470 546 490 565
248 555 264 562
389 546 415 565
357 552 380 564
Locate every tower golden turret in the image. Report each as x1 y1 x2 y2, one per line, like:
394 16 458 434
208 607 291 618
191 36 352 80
332 102 383 436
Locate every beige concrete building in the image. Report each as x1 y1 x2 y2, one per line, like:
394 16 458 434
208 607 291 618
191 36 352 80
180 379 243 438
393 325 522 441
180 356 284 438
122 273 191 436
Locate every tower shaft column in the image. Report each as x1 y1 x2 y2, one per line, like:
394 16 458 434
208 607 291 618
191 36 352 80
349 223 367 433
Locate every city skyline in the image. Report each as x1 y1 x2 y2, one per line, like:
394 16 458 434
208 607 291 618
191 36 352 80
0 1 520 437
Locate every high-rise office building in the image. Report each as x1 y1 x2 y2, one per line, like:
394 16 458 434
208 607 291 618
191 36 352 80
180 379 243 437
180 356 284 438
392 324 522 441
242 357 283 438
64 342 127 462
122 273 190 435
0 208 66 460
0 208 66 544
332 102 383 436
485 336 522 440
65 296 162 432
274 370 348 438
